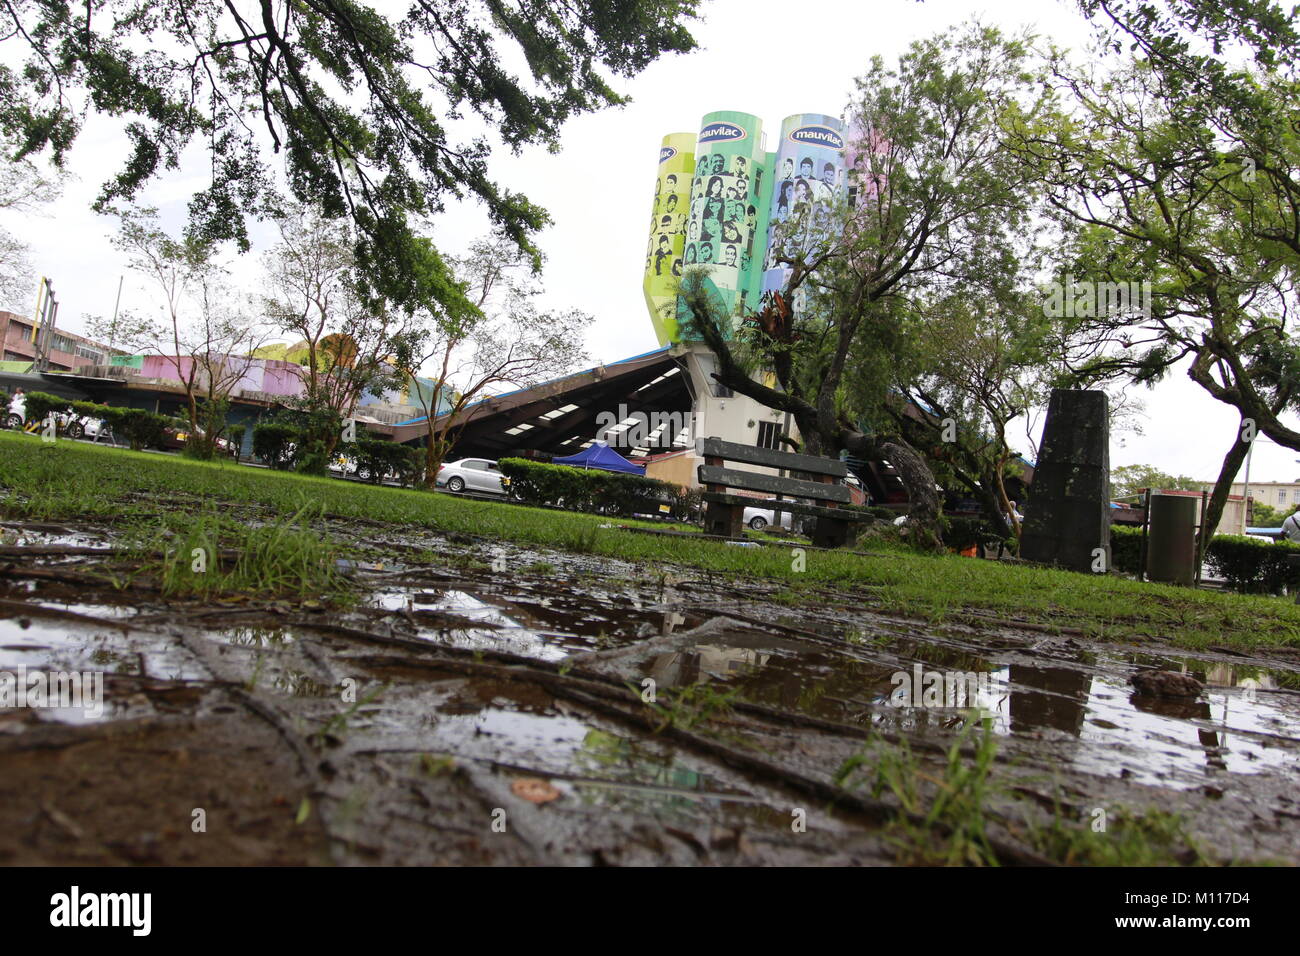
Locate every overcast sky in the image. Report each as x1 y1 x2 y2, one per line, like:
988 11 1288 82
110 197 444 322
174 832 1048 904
6 0 1300 484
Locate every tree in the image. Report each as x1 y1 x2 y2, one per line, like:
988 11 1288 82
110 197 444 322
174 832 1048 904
892 291 1057 541
261 204 411 470
1008 3 1300 543
391 231 590 487
680 24 1051 550
1109 463 1201 498
93 208 266 458
0 133 61 311
0 0 699 311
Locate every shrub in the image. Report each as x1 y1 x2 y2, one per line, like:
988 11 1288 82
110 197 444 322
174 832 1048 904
226 424 246 455
118 408 171 450
1110 524 1143 575
252 423 300 470
1205 534 1300 594
942 515 1010 553
19 390 71 425
341 438 423 486
499 457 684 516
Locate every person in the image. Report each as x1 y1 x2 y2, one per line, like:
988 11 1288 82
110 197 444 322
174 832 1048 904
776 180 793 218
822 162 837 189
706 176 723 199
781 157 794 180
654 235 672 275
1282 509 1300 542
722 244 738 267
799 156 814 179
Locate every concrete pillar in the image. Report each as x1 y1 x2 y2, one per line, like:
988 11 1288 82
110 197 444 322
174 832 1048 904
1020 389 1112 573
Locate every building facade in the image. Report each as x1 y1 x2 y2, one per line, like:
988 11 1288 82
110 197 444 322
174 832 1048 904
0 310 116 371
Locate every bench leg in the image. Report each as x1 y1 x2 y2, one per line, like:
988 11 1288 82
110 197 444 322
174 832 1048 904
811 517 850 549
704 501 744 538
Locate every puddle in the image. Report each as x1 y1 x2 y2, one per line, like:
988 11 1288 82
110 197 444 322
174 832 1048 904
366 585 706 661
0 613 207 723
0 523 112 550
345 676 783 826
628 628 1300 790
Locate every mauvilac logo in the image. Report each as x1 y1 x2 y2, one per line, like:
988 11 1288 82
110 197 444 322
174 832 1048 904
789 125 844 149
699 122 746 144
659 145 677 163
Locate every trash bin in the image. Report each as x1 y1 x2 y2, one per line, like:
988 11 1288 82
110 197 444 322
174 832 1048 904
1147 493 1198 585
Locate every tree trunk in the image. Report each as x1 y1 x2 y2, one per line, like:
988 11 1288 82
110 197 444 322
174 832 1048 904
1198 419 1253 560
879 439 944 551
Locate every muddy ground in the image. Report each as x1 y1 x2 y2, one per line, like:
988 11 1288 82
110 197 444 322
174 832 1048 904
1 513 1298 866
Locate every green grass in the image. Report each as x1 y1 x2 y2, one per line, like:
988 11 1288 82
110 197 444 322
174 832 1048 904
837 718 1001 866
836 720 1214 866
2 430 1299 650
121 504 348 598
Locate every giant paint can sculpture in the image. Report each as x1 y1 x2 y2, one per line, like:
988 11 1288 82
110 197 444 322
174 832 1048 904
642 132 696 346
759 114 847 314
678 110 768 338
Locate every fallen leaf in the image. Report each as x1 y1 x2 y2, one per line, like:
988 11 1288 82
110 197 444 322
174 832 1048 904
511 777 560 804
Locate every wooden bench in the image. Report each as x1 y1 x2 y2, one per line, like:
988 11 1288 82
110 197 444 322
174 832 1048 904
696 437 872 548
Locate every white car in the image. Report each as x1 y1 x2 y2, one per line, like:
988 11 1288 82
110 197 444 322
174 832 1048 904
3 397 105 440
437 458 510 495
743 504 793 532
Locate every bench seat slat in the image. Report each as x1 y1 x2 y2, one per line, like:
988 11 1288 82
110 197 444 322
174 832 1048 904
698 465 851 503
696 437 848 478
700 492 872 522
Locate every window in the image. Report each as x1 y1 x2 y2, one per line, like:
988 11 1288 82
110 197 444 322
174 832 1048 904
1280 490 1288 503
756 421 781 450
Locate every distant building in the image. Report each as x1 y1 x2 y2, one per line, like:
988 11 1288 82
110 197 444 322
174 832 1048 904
0 310 119 371
1199 480 1300 515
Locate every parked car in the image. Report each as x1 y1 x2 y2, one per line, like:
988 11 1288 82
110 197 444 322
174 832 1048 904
60 414 108 440
161 424 231 453
329 454 358 477
437 458 510 495
3 397 105 440
742 504 793 532
5 392 26 429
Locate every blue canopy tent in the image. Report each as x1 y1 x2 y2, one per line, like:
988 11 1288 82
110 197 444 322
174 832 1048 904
551 441 646 475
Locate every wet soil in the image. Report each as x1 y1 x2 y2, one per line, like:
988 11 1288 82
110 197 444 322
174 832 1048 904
1 515 1297 866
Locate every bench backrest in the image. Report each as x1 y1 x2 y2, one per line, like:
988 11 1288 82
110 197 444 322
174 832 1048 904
697 465 852 503
696 437 848 478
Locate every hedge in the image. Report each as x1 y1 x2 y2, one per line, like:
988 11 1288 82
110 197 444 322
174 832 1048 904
1109 524 1300 593
341 438 423 486
1111 524 1143 575
1205 534 1300 594
251 423 299 470
499 457 687 517
6 391 175 450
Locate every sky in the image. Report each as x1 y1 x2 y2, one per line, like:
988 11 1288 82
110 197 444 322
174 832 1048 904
5 0 1300 484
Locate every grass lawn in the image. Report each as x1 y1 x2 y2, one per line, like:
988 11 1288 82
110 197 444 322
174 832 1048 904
2 429 1298 652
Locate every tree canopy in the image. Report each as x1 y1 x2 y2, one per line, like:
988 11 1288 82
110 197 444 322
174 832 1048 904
0 0 700 310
